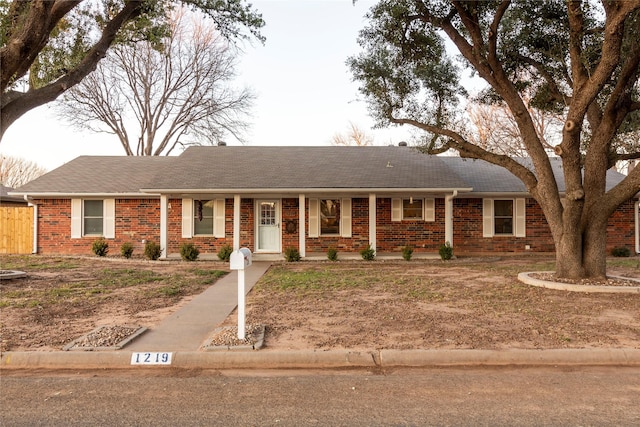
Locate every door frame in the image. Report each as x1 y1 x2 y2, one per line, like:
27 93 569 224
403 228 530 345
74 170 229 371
255 199 282 253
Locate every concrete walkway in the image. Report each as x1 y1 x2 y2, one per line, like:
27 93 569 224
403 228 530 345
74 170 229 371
127 262 271 352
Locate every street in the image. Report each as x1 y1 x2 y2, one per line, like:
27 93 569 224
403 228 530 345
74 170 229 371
2 366 639 426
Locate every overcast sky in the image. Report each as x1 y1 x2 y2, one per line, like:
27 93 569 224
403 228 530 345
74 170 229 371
1 0 417 171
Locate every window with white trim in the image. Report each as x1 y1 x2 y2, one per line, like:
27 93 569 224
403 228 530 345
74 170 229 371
194 200 215 235
392 198 435 221
181 198 225 238
482 198 526 238
308 198 352 238
493 199 513 235
402 198 423 220
320 199 340 235
71 198 115 239
83 200 104 235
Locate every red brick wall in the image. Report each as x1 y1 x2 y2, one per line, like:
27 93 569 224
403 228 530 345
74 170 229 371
33 196 637 256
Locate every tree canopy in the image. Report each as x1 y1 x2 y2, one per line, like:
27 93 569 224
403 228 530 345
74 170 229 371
0 0 264 140
349 0 640 278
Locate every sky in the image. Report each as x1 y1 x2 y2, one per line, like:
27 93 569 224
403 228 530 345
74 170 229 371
1 0 416 171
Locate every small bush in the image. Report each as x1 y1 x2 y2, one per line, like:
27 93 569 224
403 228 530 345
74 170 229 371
120 242 134 259
360 244 375 261
217 244 233 262
284 247 301 262
92 238 109 257
180 243 200 261
611 246 631 257
327 247 338 261
439 241 453 261
402 245 413 261
144 240 162 260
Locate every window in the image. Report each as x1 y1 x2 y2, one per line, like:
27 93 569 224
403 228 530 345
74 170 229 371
493 200 513 235
402 198 423 220
320 199 340 235
194 200 215 235
83 200 104 235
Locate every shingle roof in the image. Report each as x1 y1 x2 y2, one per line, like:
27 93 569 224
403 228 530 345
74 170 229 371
9 146 629 196
13 156 174 195
1 185 26 203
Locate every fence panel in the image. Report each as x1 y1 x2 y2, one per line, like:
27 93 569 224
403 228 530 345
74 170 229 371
0 207 34 254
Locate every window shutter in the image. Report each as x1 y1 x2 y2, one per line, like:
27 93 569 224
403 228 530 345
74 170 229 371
341 198 352 237
482 199 494 237
425 198 435 222
182 198 193 238
308 198 319 238
71 199 82 238
103 199 115 239
391 198 402 221
515 198 526 237
214 199 226 238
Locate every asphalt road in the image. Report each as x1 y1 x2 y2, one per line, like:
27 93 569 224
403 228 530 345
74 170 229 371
2 366 639 426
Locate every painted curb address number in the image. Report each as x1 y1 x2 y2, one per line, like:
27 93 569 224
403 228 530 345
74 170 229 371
131 352 173 365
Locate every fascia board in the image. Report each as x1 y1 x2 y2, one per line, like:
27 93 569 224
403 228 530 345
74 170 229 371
8 192 161 198
139 187 474 194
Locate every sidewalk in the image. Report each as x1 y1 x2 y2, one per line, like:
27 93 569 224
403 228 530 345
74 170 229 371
2 261 640 370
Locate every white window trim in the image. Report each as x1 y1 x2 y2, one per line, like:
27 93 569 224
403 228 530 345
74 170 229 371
71 198 115 239
483 198 526 238
391 198 435 222
182 198 225 238
309 198 352 237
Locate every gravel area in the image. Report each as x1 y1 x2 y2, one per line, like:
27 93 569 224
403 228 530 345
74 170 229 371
64 325 145 350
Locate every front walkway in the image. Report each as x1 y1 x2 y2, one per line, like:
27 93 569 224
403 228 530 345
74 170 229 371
127 262 272 352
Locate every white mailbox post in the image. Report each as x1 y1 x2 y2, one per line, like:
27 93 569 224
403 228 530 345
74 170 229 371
229 248 252 340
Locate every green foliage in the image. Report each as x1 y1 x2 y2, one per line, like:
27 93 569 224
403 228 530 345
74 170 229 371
327 247 338 262
217 244 233 262
180 243 200 261
439 242 453 261
144 240 162 260
402 245 413 261
120 242 134 259
284 247 301 262
611 246 631 257
91 238 109 257
360 244 375 261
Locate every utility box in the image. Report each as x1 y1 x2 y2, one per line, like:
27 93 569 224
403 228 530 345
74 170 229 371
230 247 252 270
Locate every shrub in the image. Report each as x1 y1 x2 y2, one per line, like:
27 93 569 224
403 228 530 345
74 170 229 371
92 238 109 257
611 246 631 257
284 247 301 262
402 245 413 261
120 242 134 259
327 247 338 261
144 240 162 260
180 243 200 261
360 244 375 261
217 244 233 262
439 241 453 261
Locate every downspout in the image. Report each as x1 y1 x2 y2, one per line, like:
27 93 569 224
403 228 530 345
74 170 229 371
24 195 38 254
444 190 458 247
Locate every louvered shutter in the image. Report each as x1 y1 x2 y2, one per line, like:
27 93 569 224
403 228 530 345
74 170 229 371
214 199 226 238
103 199 115 238
482 199 494 237
308 198 319 237
425 198 435 222
182 198 193 238
71 199 82 238
341 198 352 237
391 198 402 221
514 198 526 237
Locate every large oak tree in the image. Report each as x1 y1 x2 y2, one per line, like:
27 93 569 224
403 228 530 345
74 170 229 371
349 0 640 279
0 0 264 140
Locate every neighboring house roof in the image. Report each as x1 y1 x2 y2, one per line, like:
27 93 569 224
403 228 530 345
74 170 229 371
8 146 630 197
1 185 27 204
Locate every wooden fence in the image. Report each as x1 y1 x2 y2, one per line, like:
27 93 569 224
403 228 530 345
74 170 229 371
0 206 34 254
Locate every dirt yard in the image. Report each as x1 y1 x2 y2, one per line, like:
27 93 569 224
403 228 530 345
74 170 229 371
1 255 639 352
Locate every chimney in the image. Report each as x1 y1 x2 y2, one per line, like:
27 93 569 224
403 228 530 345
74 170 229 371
398 141 408 147
218 141 227 146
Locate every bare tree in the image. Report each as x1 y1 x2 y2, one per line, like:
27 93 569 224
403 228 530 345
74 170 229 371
56 9 253 156
332 121 374 146
0 154 47 187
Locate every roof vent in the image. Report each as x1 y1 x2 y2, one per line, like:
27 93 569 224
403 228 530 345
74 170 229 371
398 141 408 147
217 141 227 146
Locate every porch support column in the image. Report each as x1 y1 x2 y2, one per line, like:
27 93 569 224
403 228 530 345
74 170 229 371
369 193 377 251
299 194 306 257
444 191 458 247
160 195 168 259
233 195 241 250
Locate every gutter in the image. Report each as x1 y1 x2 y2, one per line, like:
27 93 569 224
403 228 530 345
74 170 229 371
23 195 37 254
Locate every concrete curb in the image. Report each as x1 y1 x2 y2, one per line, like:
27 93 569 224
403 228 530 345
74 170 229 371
2 348 639 370
518 272 640 293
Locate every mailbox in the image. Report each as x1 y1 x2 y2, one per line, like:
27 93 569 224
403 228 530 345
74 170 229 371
230 247 252 270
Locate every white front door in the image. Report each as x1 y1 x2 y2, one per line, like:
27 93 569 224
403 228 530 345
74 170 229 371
256 200 280 252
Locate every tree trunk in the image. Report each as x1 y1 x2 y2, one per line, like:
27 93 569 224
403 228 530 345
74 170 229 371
554 217 608 280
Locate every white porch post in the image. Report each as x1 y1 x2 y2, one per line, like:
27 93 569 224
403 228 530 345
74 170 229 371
233 195 241 250
299 194 306 257
444 191 458 247
160 195 168 259
369 193 376 251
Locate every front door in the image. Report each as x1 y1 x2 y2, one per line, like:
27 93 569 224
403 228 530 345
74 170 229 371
256 200 280 252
